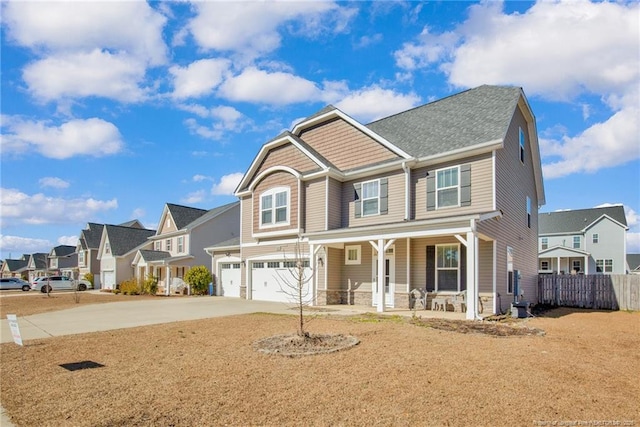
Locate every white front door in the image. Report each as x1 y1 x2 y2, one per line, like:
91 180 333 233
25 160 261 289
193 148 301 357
372 247 395 307
219 262 241 297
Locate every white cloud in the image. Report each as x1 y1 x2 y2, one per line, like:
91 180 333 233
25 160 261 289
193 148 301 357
57 235 79 247
211 173 244 196
188 2 352 58
394 0 640 178
170 58 231 99
39 177 70 189
193 175 211 183
3 1 167 65
219 67 321 105
181 190 206 205
0 187 117 226
1 116 123 159
131 208 146 220
0 235 52 256
334 86 421 123
23 50 148 103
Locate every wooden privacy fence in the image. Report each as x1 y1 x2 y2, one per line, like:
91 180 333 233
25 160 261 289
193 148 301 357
538 274 640 311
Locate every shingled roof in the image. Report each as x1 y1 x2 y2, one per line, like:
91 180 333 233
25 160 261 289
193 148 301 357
137 250 171 262
104 225 156 256
81 223 105 250
627 254 640 272
366 85 522 158
166 204 209 230
539 206 628 234
50 245 76 257
28 253 48 269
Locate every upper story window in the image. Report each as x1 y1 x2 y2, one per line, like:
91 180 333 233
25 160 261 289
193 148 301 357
437 166 460 208
78 251 85 266
526 197 532 228
177 236 184 253
105 242 111 255
354 178 388 218
541 237 548 250
154 241 161 251
519 127 525 164
166 239 172 252
260 187 289 227
362 180 380 216
572 236 580 249
592 233 599 244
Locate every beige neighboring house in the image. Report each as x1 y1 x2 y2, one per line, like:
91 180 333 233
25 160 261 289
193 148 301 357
1 255 29 279
26 253 48 282
132 202 240 295
76 220 144 289
48 245 77 277
226 85 545 319
97 225 156 290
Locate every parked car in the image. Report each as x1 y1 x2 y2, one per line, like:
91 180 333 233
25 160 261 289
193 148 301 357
30 276 92 293
0 277 31 291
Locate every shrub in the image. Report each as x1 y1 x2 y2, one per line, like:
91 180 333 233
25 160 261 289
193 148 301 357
119 278 140 295
184 266 211 295
83 272 94 287
141 275 158 295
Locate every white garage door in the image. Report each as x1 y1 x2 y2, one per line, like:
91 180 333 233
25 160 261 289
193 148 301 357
103 271 115 290
219 263 241 297
251 261 312 303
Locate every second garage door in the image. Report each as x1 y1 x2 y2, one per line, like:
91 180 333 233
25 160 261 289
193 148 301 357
219 262 241 297
251 260 312 303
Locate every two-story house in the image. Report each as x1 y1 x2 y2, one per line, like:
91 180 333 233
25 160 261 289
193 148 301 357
48 245 77 277
538 206 628 274
225 85 545 319
97 225 156 290
132 202 240 295
26 253 48 282
76 220 144 289
0 255 29 279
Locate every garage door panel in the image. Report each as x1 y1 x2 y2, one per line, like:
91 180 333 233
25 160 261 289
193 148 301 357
251 261 311 303
220 263 241 297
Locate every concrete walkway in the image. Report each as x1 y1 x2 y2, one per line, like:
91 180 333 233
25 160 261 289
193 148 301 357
1 294 465 426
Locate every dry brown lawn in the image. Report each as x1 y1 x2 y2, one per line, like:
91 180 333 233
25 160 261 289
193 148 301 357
1 295 638 427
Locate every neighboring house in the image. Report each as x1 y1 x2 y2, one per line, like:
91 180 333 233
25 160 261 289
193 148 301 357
627 254 640 274
228 85 545 318
26 253 48 282
1 255 29 279
133 202 240 295
97 225 156 290
76 220 144 289
538 206 628 275
48 245 77 277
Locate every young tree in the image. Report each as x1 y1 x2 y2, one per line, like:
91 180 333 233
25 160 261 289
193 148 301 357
183 266 211 295
274 242 317 337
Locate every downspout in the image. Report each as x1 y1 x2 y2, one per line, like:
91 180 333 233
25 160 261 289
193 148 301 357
470 218 481 320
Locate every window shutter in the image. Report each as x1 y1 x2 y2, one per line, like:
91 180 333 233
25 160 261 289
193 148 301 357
354 183 362 218
426 171 435 211
460 244 467 291
380 178 388 215
460 164 471 207
426 245 435 291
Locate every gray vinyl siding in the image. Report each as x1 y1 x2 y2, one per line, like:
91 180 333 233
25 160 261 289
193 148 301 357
585 218 627 273
342 170 405 227
304 177 326 233
189 204 240 266
413 153 494 221
477 105 539 312
327 177 342 230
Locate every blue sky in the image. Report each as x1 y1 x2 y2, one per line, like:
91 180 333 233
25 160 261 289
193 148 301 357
1 0 639 259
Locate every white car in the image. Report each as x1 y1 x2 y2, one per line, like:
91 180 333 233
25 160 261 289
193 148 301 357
31 276 92 293
0 277 31 291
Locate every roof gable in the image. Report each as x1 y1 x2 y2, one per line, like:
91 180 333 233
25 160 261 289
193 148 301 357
101 225 156 257
50 245 75 257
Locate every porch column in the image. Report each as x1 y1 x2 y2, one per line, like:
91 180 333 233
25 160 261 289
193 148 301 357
310 243 316 306
377 239 385 313
556 256 561 274
466 231 479 320
584 255 588 274
165 264 170 296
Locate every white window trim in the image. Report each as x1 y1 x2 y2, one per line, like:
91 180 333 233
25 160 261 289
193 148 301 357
596 259 613 273
435 166 460 209
361 179 380 217
435 243 461 292
541 237 548 250
166 238 172 252
526 196 532 228
592 233 599 244
345 245 361 265
572 236 580 249
177 236 184 253
519 127 525 164
260 187 290 229
154 241 161 251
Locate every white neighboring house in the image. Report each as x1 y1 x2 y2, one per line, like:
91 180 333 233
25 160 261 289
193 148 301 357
132 201 240 295
48 245 77 277
97 225 156 290
538 206 628 275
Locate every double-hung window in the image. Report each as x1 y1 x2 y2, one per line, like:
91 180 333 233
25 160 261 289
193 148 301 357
177 236 184 253
596 259 613 273
362 180 379 216
166 239 172 252
261 187 289 227
592 233 599 244
541 237 548 250
572 236 580 249
436 166 459 208
436 244 459 291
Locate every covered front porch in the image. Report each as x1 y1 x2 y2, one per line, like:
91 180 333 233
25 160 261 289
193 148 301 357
539 246 589 275
132 250 195 295
306 211 502 320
